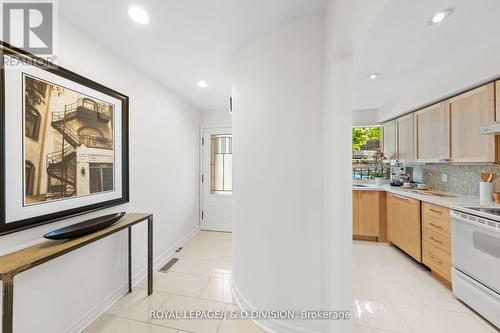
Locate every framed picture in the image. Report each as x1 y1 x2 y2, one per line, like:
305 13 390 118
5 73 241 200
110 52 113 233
0 42 129 235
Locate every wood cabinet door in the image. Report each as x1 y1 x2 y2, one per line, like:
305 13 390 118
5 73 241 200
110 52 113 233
382 121 397 160
496 81 500 121
387 193 421 262
448 83 496 162
396 114 415 163
415 102 449 162
352 191 359 235
359 191 380 236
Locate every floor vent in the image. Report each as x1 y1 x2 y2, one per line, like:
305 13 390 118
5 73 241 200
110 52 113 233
159 258 180 273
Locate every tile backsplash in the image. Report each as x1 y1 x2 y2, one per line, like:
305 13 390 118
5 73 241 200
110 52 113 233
412 164 500 196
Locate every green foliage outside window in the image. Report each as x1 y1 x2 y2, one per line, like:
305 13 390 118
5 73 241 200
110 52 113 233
352 127 382 152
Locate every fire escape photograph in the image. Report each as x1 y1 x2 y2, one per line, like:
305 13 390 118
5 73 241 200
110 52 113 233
23 74 115 206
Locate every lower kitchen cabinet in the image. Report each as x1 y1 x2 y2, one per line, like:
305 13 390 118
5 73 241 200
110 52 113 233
387 193 422 262
352 190 386 241
422 202 452 284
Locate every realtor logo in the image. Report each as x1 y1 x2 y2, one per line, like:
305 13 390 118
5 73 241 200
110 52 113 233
2 1 54 54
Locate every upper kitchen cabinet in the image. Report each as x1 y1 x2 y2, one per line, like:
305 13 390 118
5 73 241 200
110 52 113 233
396 113 415 163
382 121 397 160
415 102 449 162
447 83 497 162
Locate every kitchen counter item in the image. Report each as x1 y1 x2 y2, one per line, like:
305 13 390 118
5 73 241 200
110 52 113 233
479 182 494 202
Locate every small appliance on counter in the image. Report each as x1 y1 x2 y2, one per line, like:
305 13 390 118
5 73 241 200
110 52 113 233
389 166 413 187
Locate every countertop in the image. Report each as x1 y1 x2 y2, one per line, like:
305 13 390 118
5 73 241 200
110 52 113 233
352 182 500 210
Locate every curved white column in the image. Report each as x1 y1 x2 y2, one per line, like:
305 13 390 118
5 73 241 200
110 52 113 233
231 9 352 332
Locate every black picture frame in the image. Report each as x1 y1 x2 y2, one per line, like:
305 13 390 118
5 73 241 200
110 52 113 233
0 42 129 236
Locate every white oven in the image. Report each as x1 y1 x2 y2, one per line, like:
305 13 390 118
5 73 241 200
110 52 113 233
451 209 500 329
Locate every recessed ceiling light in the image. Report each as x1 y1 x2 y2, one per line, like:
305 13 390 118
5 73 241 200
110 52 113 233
197 80 208 88
369 73 381 80
128 6 149 25
427 8 454 26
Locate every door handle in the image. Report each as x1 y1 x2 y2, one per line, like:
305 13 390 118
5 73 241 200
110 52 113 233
392 194 415 203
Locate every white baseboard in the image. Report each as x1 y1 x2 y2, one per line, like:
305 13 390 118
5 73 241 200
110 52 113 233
230 277 321 333
66 225 200 333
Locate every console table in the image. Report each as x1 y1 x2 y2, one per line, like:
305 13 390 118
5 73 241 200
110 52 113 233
0 212 153 333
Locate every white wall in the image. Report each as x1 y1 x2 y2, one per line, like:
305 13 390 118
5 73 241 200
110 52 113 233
232 11 351 331
352 109 378 126
0 18 200 333
322 0 354 332
377 40 500 122
200 110 232 127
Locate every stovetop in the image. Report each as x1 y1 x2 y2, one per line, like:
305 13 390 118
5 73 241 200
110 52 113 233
462 207 500 217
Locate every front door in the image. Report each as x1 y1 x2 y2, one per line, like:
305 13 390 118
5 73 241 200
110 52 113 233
201 127 232 231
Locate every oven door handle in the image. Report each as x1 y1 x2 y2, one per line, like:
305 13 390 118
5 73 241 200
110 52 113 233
452 214 500 235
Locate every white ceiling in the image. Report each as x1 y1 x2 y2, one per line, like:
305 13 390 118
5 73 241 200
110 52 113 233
59 0 326 112
354 0 500 110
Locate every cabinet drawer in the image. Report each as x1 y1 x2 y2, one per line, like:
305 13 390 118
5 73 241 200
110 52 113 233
423 241 451 282
422 214 450 235
422 202 449 220
422 227 450 253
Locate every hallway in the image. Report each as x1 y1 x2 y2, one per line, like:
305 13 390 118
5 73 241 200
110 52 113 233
85 232 499 333
84 231 263 333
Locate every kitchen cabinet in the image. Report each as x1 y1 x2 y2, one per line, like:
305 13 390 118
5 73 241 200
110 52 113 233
352 190 386 241
422 202 451 284
383 121 397 160
496 81 500 121
415 102 449 162
387 193 421 262
396 113 415 163
447 83 498 162
352 191 359 235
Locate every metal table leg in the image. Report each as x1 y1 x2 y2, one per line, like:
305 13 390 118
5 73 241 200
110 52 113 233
2 276 14 333
147 216 153 295
128 226 132 293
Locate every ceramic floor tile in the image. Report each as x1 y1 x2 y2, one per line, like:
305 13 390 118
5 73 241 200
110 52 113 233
136 270 163 290
150 294 227 333
189 260 232 278
154 271 210 297
394 304 498 333
199 277 234 303
218 304 265 333
168 257 199 274
352 299 410 332
106 288 170 322
84 314 177 333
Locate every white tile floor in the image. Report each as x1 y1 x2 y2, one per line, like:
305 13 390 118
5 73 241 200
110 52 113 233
84 231 264 333
85 232 499 333
353 240 499 333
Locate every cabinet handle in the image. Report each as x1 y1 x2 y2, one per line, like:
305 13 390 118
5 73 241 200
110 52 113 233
392 194 415 203
429 208 442 214
430 237 442 243
429 222 443 229
430 255 443 264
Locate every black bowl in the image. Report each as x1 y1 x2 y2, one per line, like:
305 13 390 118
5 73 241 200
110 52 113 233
43 212 126 240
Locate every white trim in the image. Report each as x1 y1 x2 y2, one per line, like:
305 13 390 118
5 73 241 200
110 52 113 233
199 126 233 232
65 224 200 333
230 277 322 333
